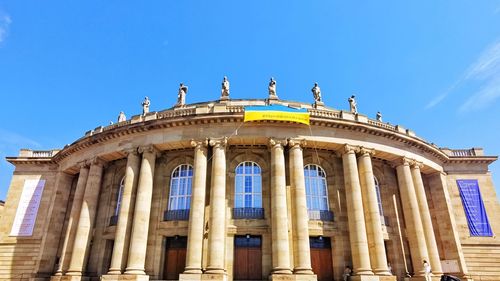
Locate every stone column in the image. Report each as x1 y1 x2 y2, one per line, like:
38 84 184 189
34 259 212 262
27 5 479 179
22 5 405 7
357 148 390 275
395 158 429 277
183 139 209 274
65 158 105 276
269 138 292 275
288 139 313 275
342 145 373 276
125 145 158 276
411 163 443 276
205 137 227 275
107 148 141 275
54 162 89 276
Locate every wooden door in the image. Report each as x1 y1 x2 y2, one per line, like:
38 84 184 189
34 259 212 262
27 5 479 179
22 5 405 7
310 237 333 281
163 236 187 280
234 236 262 280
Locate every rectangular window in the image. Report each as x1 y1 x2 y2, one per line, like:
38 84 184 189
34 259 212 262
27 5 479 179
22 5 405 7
457 179 493 237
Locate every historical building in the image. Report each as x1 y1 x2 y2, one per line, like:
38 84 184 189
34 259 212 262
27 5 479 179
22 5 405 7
1 82 499 281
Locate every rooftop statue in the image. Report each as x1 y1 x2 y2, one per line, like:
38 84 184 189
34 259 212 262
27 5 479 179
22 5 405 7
142 96 150 115
268 77 278 99
118 111 126 122
221 76 230 100
177 83 188 107
311 82 322 102
348 95 357 114
376 111 382 122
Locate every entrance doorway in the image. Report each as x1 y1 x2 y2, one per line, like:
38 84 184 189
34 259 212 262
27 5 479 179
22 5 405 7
163 236 187 280
233 235 262 280
310 237 333 281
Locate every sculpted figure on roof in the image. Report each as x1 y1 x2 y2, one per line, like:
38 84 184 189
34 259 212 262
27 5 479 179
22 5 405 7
348 95 357 114
221 76 230 100
311 82 322 102
117 111 126 122
268 77 278 99
177 83 188 107
142 97 150 115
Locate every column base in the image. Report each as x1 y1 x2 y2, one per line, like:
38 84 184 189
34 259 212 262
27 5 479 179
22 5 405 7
101 274 149 281
271 268 293 275
378 276 397 281
269 274 317 281
293 267 314 275
179 273 203 281
59 276 91 281
50 276 63 281
202 273 227 281
350 276 380 281
401 276 440 281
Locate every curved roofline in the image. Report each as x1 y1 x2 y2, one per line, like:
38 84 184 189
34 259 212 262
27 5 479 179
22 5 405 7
6 99 497 167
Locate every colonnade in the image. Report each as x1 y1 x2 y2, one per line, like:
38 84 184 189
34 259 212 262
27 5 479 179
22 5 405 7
52 138 443 281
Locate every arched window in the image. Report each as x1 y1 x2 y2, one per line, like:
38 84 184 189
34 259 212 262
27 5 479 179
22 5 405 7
234 162 262 208
168 164 193 211
114 176 125 216
374 176 384 217
304 164 329 211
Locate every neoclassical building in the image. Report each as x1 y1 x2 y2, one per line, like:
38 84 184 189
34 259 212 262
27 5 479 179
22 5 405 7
1 96 500 281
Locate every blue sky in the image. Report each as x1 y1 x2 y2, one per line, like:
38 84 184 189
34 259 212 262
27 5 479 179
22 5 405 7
0 1 499 201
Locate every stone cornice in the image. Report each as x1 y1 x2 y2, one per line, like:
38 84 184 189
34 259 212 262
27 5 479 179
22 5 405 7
6 100 494 168
445 156 498 165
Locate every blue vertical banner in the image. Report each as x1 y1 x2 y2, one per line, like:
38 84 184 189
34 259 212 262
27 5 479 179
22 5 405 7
456 179 493 237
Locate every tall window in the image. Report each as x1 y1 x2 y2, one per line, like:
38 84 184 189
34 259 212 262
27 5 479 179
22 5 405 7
374 176 384 216
304 164 329 211
168 164 193 210
114 176 125 216
234 162 262 208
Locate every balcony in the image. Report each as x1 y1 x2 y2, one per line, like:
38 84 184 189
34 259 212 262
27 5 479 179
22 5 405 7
109 215 118 226
232 208 264 219
164 209 190 221
308 210 334 221
380 215 389 226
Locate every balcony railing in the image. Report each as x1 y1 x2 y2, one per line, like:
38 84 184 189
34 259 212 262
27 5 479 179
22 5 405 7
381 215 389 226
308 210 334 221
109 215 118 226
232 208 264 219
164 209 190 221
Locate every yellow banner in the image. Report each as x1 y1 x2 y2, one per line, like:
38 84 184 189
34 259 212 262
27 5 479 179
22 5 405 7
244 110 310 125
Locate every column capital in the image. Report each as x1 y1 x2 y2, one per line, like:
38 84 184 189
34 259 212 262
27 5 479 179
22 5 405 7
86 156 106 167
342 144 359 155
190 138 208 149
358 147 375 157
123 147 139 156
287 138 306 149
77 160 89 169
393 156 416 167
268 138 287 149
138 145 159 155
209 137 228 148
411 160 424 169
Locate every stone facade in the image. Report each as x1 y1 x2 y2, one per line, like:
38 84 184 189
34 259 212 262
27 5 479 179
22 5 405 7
0 99 499 281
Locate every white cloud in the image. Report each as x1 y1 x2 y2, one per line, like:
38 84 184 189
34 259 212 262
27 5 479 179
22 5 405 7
459 76 500 112
0 12 11 44
427 40 500 111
